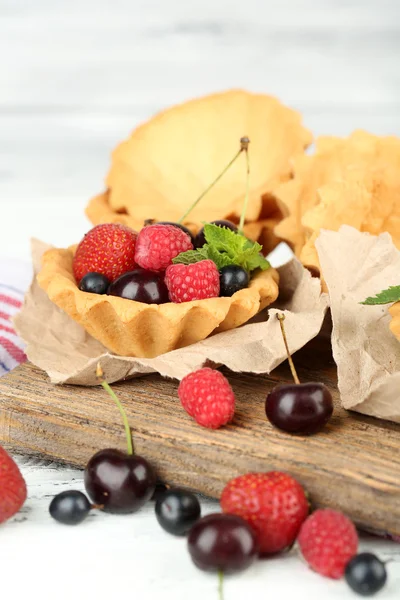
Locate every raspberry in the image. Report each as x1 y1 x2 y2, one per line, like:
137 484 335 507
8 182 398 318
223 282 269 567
73 223 138 283
135 224 193 272
165 259 220 303
178 368 235 429
220 472 309 555
298 509 358 579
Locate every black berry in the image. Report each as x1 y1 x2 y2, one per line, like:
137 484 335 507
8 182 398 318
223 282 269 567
188 513 258 572
266 382 333 435
151 480 169 502
194 220 238 249
49 490 92 525
219 265 249 296
345 553 387 596
155 488 201 536
79 272 110 295
108 269 169 304
84 449 156 514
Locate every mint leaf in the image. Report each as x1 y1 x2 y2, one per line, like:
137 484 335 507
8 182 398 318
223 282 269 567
361 285 400 305
173 223 271 273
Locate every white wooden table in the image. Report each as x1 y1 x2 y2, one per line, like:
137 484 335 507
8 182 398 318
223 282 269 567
1 1 399 598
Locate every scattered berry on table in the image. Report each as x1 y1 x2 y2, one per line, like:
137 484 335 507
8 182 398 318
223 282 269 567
188 513 258 572
151 481 169 502
49 490 92 525
265 382 333 435
155 488 201 536
108 269 169 304
165 259 220 303
0 446 27 523
135 224 193 272
219 265 249 297
178 367 235 429
79 272 110 295
220 471 309 555
298 508 358 579
84 448 156 514
194 219 238 248
345 553 387 597
73 223 138 284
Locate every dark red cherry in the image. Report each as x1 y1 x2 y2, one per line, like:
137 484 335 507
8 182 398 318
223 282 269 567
265 382 333 435
84 449 156 514
107 269 169 304
194 220 238 248
187 513 258 573
157 222 195 245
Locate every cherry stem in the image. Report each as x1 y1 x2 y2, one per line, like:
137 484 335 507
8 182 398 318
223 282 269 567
218 570 224 600
276 313 300 385
238 138 250 234
96 363 134 455
177 137 249 224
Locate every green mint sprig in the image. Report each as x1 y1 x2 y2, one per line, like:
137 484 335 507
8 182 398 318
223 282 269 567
361 285 400 305
172 223 270 272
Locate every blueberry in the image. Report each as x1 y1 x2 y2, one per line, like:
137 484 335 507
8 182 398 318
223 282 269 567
79 272 110 295
219 265 249 297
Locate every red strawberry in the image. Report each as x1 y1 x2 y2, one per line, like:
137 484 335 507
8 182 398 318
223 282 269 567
165 259 220 303
298 509 358 579
135 224 193 272
178 367 235 429
73 224 138 283
0 446 27 523
220 471 309 554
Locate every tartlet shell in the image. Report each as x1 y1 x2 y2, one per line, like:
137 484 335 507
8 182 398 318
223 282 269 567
37 246 279 358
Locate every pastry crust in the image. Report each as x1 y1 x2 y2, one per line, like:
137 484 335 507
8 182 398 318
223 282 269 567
37 246 279 358
389 302 400 342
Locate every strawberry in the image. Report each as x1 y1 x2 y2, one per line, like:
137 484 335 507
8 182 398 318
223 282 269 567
135 224 193 272
165 259 220 303
0 446 27 523
298 509 358 579
220 471 309 554
178 367 235 428
73 224 138 284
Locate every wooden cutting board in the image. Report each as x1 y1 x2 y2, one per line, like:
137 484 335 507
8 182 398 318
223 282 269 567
0 339 399 537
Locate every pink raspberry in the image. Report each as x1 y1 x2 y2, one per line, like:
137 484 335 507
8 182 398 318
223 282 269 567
178 368 235 429
165 259 220 303
298 509 358 579
135 224 193 272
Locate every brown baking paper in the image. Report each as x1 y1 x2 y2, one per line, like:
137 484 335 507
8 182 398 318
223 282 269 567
14 240 328 385
316 225 400 423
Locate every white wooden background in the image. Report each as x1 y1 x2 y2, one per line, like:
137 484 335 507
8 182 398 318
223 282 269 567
1 1 400 598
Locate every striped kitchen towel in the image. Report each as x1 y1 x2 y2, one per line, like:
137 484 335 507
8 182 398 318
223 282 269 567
0 257 32 377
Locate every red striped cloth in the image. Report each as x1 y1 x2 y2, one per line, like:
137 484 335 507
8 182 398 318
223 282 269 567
0 283 27 376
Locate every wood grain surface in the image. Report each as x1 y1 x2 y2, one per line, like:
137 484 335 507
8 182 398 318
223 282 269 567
0 339 399 537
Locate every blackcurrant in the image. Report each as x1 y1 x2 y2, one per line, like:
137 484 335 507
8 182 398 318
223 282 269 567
194 220 238 249
84 448 156 514
219 265 249 296
108 269 169 304
266 382 333 435
79 272 110 295
155 488 201 536
49 490 92 525
188 513 258 572
345 553 387 596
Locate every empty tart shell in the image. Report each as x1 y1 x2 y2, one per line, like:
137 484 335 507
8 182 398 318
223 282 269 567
85 89 311 242
37 246 279 358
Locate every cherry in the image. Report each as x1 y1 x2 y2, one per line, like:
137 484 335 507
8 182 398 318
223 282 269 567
84 449 156 514
265 314 333 435
108 269 169 304
84 364 156 514
345 553 387 596
49 490 92 525
194 220 238 249
155 488 201 536
266 382 333 435
219 265 249 296
79 272 110 295
187 513 258 573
